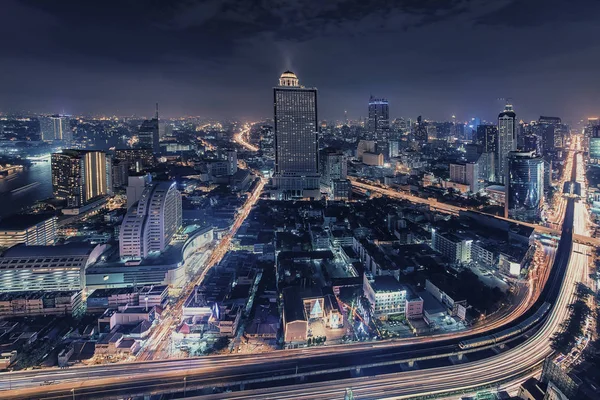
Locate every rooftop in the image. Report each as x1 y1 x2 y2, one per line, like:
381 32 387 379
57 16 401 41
2 242 98 258
0 213 55 230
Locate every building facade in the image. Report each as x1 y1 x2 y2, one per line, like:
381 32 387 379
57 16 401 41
0 243 105 292
497 104 517 184
367 96 390 139
273 71 320 198
51 150 110 207
505 151 544 222
119 181 182 259
0 214 57 248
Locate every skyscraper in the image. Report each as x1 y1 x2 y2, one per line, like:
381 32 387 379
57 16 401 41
273 71 320 198
497 104 517 184
138 105 160 153
40 115 71 143
119 181 182 260
413 116 428 147
505 151 544 222
538 116 561 155
367 96 390 139
51 150 109 207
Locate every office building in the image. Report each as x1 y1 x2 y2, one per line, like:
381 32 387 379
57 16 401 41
39 115 71 143
319 148 348 199
126 174 152 210
363 275 409 320
111 159 129 188
450 162 481 193
0 214 57 248
497 104 517 184
273 71 320 198
0 243 105 293
505 151 544 222
430 230 473 264
357 140 376 161
367 96 390 139
319 148 347 187
413 116 428 146
114 148 155 172
138 105 160 153
538 116 561 154
119 181 182 260
51 150 110 207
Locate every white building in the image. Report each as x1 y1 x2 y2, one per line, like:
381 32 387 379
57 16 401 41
0 243 105 292
363 275 408 320
0 214 57 248
119 181 182 259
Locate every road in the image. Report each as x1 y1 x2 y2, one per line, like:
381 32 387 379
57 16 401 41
136 174 266 361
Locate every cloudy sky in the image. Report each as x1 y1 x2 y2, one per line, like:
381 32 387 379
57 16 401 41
1 0 599 123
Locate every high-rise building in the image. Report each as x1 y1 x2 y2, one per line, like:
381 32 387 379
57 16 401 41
367 96 390 139
111 159 129 188
538 116 561 155
138 105 160 153
505 151 544 222
476 125 498 154
51 150 109 207
119 181 182 260
497 104 517 184
273 71 320 198
126 174 152 210
39 115 71 143
413 116 428 147
319 148 347 188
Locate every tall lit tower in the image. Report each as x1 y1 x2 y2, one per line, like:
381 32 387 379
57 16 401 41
138 104 160 153
505 151 544 222
273 71 320 198
367 96 390 139
497 103 517 184
51 150 109 207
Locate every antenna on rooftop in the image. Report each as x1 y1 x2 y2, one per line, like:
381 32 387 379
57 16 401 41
155 103 159 120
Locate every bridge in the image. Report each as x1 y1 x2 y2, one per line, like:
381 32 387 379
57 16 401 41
349 178 600 247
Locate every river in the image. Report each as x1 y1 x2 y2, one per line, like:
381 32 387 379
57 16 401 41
0 162 53 218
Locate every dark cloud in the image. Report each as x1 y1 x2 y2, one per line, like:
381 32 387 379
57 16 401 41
1 0 599 122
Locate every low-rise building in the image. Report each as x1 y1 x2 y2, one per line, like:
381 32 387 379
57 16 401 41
0 213 57 248
0 291 83 317
363 275 408 320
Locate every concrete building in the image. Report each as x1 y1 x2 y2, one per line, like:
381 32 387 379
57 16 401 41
119 181 182 259
367 96 390 139
0 214 57 248
497 104 517 184
51 150 110 208
39 115 71 143
363 275 408 320
138 106 160 153
505 151 544 222
0 243 105 292
362 152 384 166
273 71 320 198
430 229 472 264
126 174 152 210
0 291 83 317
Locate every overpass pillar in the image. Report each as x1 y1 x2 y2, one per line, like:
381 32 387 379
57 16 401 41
408 360 415 367
240 383 245 391
457 353 463 361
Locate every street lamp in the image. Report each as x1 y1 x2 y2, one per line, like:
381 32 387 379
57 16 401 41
183 376 187 396
71 388 75 400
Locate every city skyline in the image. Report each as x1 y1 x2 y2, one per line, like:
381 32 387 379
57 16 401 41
1 0 600 122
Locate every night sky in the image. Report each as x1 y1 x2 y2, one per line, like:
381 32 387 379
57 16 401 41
2 0 599 123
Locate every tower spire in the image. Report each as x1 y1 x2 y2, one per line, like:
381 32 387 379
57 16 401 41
155 102 159 120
